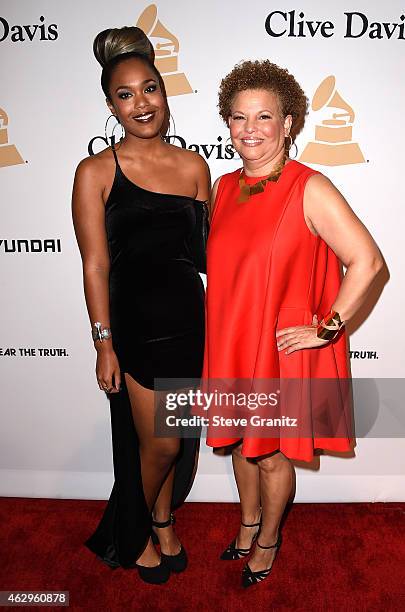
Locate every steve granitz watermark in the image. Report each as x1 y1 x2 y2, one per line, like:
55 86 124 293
164 388 298 428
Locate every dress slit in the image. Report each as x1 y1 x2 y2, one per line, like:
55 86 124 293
85 374 200 568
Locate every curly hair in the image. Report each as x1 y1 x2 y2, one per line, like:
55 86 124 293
218 60 308 143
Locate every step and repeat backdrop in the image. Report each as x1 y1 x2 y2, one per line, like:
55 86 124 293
1 0 404 502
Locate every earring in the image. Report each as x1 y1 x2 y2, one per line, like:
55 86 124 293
105 114 124 150
168 111 177 137
286 134 298 159
225 136 232 144
160 107 175 141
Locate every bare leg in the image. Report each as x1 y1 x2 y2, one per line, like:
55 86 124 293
248 451 293 572
152 464 182 555
124 374 180 566
231 443 261 548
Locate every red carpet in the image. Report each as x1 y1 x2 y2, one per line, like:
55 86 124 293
0 498 404 611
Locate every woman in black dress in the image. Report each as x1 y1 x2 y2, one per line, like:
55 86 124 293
72 27 210 584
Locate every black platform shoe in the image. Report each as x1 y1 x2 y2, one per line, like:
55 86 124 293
152 513 187 573
241 533 282 588
96 547 170 584
220 519 261 560
135 560 171 585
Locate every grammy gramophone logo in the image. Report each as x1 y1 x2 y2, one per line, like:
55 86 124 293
136 4 193 97
300 76 365 166
0 107 24 168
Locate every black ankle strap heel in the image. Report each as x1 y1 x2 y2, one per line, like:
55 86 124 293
242 533 282 588
256 533 282 551
151 513 175 544
220 515 262 561
241 520 261 528
152 512 176 530
151 513 187 573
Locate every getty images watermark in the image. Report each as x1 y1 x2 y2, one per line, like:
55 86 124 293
154 378 405 439
164 387 298 429
154 378 356 439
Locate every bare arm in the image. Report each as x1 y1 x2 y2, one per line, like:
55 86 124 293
72 157 120 392
304 174 383 321
195 155 211 202
276 174 383 354
209 176 222 222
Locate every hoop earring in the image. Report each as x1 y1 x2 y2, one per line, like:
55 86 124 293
105 114 124 150
160 107 175 141
287 134 298 159
225 136 232 144
168 111 176 137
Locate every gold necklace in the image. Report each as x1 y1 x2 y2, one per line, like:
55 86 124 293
238 155 286 203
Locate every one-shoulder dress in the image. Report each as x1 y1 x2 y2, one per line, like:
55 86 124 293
85 147 206 568
203 160 354 462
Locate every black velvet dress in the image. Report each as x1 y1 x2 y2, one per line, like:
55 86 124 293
85 147 206 568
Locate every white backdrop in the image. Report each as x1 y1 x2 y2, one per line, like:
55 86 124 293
1 0 404 503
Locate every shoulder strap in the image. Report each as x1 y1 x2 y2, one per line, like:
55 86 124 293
110 145 119 166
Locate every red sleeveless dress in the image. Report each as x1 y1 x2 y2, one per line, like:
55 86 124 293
203 160 354 462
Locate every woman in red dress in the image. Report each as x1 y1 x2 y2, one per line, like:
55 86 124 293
203 60 383 587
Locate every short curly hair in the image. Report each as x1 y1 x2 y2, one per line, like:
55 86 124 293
218 60 308 143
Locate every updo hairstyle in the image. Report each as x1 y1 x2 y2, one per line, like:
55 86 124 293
93 26 169 133
93 26 165 101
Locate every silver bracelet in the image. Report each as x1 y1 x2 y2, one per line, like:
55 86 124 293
92 322 112 342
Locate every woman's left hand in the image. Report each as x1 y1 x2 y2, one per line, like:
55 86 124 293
276 315 329 355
